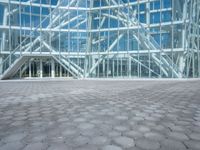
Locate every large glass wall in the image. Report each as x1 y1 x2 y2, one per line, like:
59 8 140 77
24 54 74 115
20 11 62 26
0 0 199 79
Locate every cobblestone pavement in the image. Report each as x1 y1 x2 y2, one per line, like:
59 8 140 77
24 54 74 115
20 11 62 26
0 79 200 150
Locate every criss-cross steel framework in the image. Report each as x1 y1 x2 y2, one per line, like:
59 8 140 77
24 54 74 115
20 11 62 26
0 0 199 79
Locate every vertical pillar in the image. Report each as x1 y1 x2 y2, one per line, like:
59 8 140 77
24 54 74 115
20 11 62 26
29 59 32 78
0 57 2 75
66 69 68 77
19 68 22 79
121 57 123 77
84 56 88 78
60 64 62 77
51 58 55 78
179 55 185 73
1 7 8 52
146 1 151 78
102 59 105 77
92 56 96 77
128 56 131 78
40 59 43 78
112 59 115 78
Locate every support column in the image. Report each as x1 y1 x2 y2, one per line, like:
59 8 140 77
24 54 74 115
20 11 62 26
60 64 62 77
179 55 185 73
40 59 43 78
146 1 151 78
51 58 55 78
121 57 123 77
92 56 96 77
112 59 115 78
102 59 105 77
0 57 2 75
128 56 132 78
84 56 89 78
1 6 8 52
19 68 22 79
29 59 32 78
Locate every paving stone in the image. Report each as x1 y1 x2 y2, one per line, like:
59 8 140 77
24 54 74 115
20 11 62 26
75 145 98 150
30 134 46 142
144 132 165 141
113 136 135 148
0 142 24 150
115 116 129 121
189 133 200 140
137 126 151 132
167 132 189 141
62 129 77 136
90 136 108 145
184 140 200 150
170 125 185 132
108 131 121 137
102 145 122 150
72 136 90 146
79 128 101 137
161 139 187 150
3 133 27 142
23 142 47 150
47 135 65 143
0 80 200 149
114 126 129 132
78 123 95 130
47 143 71 150
135 138 160 150
123 131 143 139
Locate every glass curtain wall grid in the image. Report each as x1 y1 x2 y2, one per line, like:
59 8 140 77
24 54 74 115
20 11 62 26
0 0 199 79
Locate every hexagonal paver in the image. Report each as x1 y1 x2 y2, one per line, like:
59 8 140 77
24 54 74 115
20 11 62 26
23 142 47 150
189 133 200 140
124 130 143 139
164 139 187 149
138 126 151 133
184 140 200 150
72 136 90 146
135 138 160 150
102 145 122 150
47 143 71 150
144 132 165 141
0 80 200 150
90 136 108 145
113 136 135 148
3 133 27 142
0 142 24 150
78 123 95 130
167 132 189 141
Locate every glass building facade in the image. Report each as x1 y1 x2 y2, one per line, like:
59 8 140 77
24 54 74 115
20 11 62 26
0 0 199 79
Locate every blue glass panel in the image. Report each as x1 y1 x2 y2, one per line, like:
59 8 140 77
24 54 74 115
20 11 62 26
94 1 100 7
139 4 145 11
152 34 160 45
162 33 170 48
163 0 171 8
139 14 146 23
51 0 58 5
0 5 3 25
150 13 160 23
162 11 172 22
42 8 49 15
150 1 160 10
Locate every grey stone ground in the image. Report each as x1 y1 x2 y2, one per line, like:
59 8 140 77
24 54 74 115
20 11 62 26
0 79 200 150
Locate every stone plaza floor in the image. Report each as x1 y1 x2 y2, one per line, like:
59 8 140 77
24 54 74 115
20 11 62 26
0 79 200 150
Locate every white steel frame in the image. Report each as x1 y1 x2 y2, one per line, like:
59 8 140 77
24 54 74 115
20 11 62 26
0 0 199 79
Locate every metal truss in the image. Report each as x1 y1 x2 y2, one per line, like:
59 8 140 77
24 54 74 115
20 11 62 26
0 0 199 79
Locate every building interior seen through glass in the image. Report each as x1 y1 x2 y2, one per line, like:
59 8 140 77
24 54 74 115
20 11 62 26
0 0 199 79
